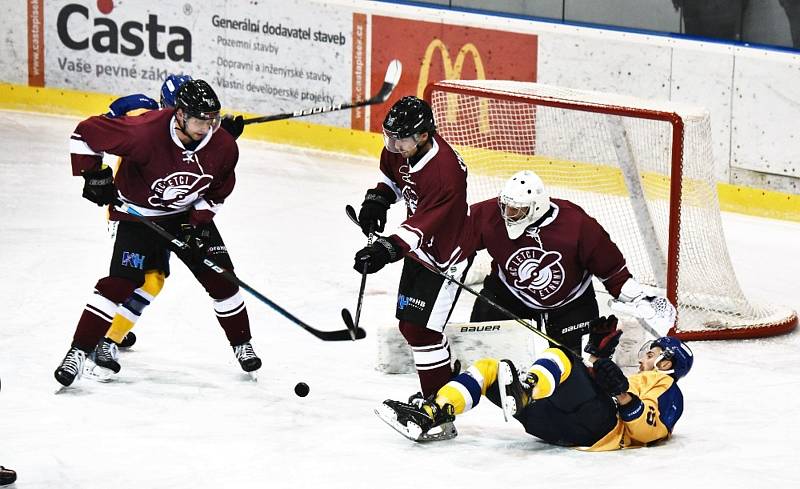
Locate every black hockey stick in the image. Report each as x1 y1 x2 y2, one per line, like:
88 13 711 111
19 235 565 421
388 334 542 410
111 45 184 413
344 204 579 354
116 201 366 342
242 60 402 125
341 222 374 338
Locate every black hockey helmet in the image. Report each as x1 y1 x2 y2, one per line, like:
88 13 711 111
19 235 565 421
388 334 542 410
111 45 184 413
383 96 436 140
175 79 221 120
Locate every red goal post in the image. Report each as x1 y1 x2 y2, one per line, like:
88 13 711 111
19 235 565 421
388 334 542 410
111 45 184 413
424 79 797 340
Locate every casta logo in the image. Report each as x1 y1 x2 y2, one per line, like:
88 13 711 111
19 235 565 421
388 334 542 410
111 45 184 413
57 1 192 61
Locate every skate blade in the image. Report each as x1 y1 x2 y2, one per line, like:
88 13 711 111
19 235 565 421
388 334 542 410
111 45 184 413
497 361 516 422
374 403 423 441
418 422 457 442
83 361 117 383
374 404 457 443
246 370 258 381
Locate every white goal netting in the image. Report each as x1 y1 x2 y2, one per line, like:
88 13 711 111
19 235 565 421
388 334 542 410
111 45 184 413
428 79 796 340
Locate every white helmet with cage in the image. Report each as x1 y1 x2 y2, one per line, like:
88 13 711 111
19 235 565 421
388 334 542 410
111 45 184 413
498 170 551 239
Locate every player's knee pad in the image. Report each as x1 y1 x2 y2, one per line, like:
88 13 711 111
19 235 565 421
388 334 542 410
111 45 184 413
141 270 166 297
399 321 451 372
399 321 445 346
528 347 573 399
196 270 239 300
95 276 139 303
470 358 500 391
437 358 499 415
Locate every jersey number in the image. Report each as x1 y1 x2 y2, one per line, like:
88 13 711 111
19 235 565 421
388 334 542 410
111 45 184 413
646 406 657 426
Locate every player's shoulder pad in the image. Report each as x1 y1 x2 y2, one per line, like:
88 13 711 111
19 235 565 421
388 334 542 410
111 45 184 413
211 126 239 156
470 197 497 214
657 381 683 432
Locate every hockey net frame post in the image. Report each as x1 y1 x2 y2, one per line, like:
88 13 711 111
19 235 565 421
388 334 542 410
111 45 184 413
424 80 797 341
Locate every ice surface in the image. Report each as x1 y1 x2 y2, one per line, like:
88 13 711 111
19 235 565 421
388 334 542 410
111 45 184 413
0 110 798 488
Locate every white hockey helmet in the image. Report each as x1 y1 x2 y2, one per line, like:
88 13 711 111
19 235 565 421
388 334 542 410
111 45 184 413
498 170 550 240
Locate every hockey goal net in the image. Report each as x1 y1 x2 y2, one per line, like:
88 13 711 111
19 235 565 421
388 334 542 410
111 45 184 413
425 79 797 340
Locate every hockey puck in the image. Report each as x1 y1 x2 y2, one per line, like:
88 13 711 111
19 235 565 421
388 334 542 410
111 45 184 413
294 382 309 397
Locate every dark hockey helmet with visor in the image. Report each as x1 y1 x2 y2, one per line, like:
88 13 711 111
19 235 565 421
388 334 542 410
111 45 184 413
382 96 436 153
175 79 222 130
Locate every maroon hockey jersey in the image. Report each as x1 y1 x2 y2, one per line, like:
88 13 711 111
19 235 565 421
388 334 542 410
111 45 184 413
69 109 238 224
465 198 632 310
373 134 469 268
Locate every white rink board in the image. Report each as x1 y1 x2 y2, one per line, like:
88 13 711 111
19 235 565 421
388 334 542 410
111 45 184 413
44 0 354 126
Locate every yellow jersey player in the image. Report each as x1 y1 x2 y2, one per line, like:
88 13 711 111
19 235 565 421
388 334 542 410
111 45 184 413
376 326 692 450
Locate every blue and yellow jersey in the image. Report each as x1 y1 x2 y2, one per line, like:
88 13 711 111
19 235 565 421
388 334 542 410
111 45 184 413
587 369 683 451
435 351 684 452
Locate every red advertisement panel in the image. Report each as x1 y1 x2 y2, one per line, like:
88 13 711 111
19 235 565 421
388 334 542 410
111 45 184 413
369 16 537 132
28 0 44 86
351 13 368 130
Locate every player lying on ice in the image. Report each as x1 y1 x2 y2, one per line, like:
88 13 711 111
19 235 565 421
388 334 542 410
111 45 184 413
376 322 692 450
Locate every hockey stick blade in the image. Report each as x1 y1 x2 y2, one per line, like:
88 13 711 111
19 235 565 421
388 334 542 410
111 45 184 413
345 204 360 227
316 324 366 341
341 308 357 334
373 59 403 102
243 59 401 125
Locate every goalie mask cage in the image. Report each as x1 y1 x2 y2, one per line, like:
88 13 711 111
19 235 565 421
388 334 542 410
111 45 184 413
425 80 797 341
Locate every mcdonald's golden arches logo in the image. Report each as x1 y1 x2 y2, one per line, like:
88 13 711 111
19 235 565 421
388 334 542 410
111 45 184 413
417 39 486 98
418 39 488 130
367 16 537 133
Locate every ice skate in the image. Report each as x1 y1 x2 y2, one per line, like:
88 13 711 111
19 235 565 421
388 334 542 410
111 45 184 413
0 466 16 486
375 394 457 442
54 347 87 387
233 341 261 380
115 331 136 349
497 359 536 421
85 338 121 381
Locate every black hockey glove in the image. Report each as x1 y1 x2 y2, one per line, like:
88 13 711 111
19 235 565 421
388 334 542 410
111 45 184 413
81 167 117 206
584 315 622 358
353 236 403 274
593 358 629 397
220 114 244 140
357 189 393 236
179 223 211 263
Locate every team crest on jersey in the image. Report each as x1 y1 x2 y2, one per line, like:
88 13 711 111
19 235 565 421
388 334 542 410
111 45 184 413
148 171 213 209
402 186 418 213
505 247 565 301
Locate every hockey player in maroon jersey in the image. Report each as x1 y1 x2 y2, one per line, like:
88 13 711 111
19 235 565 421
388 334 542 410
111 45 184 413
91 74 245 376
465 170 676 354
353 96 471 397
54 79 261 387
